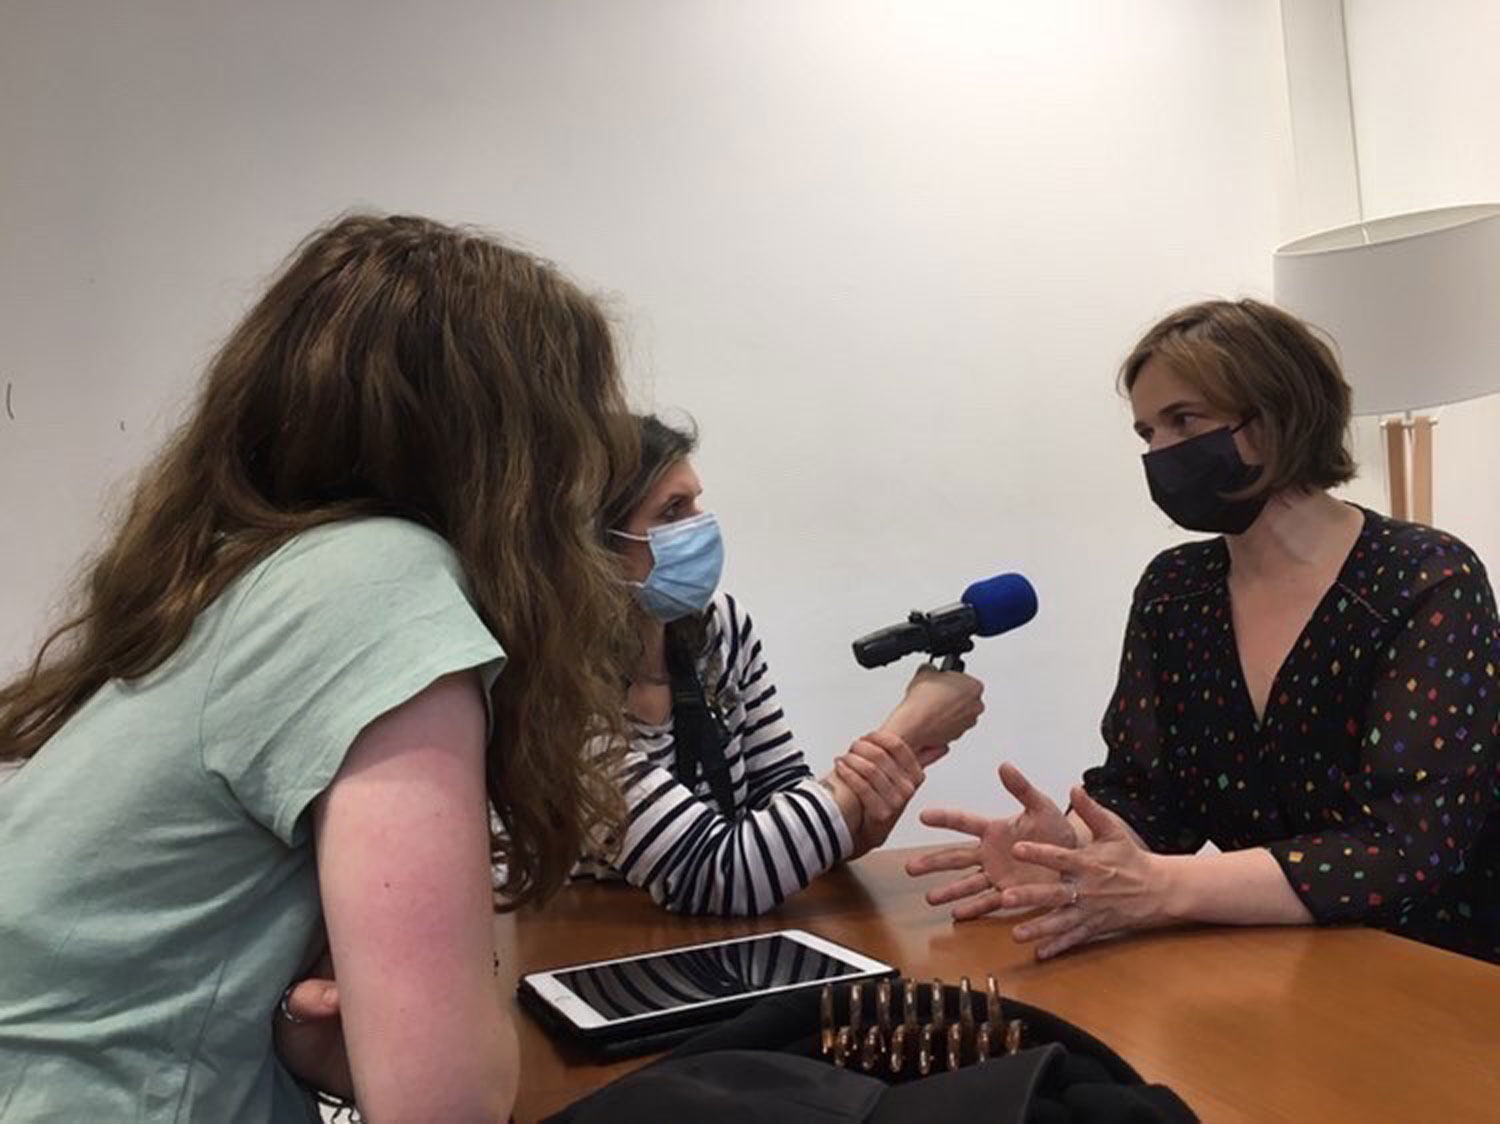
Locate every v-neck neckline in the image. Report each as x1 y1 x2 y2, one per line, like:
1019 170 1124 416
1220 504 1373 730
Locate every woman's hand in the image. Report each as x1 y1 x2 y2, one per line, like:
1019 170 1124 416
882 665 985 753
832 731 926 858
274 952 352 1101
998 786 1174 959
905 763 1078 919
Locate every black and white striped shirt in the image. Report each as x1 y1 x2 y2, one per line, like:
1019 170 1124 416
574 592 853 916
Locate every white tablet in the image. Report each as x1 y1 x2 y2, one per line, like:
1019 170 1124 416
519 928 894 1044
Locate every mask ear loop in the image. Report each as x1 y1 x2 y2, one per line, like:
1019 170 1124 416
1222 414 1268 516
607 527 657 593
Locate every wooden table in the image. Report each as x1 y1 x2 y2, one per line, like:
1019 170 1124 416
498 847 1500 1123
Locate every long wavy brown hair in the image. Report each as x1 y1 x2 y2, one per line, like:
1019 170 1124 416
0 213 636 909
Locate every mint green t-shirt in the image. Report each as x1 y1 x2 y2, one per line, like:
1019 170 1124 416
0 518 505 1122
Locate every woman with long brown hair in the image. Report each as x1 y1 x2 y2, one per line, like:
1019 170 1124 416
0 214 638 1120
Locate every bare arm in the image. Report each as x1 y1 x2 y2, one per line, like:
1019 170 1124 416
1066 796 1310 925
1005 788 1313 958
1067 804 1311 925
314 671 514 1123
1160 847 1314 926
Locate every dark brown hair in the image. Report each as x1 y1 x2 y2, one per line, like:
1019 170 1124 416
0 213 637 909
601 414 699 536
1120 298 1356 496
602 415 717 683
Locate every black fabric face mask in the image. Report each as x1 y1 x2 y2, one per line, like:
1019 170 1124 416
1142 424 1265 535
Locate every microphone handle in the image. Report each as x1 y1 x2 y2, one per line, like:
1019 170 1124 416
936 654 965 673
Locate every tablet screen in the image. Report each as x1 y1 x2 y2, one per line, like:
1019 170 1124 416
554 932 865 1020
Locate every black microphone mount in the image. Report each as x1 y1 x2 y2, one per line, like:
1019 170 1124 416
851 603 977 672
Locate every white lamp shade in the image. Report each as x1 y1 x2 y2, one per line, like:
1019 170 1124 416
1273 203 1500 417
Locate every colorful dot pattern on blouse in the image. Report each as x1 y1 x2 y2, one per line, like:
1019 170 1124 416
1083 507 1500 963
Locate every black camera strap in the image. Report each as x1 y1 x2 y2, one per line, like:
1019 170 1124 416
666 643 737 816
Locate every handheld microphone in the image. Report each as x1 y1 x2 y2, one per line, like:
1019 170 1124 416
852 573 1037 671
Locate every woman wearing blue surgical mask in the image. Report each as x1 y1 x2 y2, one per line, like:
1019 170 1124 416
578 414 986 916
911 299 1500 965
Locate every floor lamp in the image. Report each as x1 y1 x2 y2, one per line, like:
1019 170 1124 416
1274 203 1500 525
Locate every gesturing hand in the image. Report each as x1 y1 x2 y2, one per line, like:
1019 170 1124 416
998 786 1173 960
905 762 1078 920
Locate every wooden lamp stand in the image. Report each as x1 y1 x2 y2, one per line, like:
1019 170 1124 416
1382 415 1434 525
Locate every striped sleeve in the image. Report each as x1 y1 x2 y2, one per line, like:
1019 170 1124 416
577 593 854 916
592 742 851 917
720 597 819 810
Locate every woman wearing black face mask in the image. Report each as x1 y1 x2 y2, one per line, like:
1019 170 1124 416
910 299 1500 965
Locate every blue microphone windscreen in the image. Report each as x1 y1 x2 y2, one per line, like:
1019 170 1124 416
961 573 1038 637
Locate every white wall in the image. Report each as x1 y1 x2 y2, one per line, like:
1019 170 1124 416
2 1 1296 840
1342 0 1500 571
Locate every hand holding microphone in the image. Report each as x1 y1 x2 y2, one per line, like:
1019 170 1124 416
883 665 985 764
826 573 1037 859
832 668 985 860
855 572 1037 757
823 671 985 859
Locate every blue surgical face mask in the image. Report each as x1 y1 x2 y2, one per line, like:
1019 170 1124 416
611 512 725 621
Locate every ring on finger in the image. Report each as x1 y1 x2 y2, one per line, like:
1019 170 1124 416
1063 878 1081 908
278 986 307 1025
